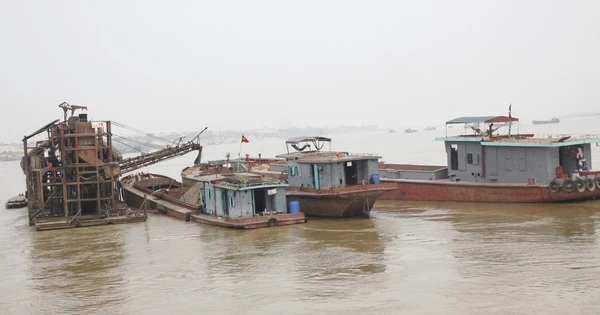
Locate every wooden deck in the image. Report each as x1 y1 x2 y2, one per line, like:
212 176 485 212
35 212 148 231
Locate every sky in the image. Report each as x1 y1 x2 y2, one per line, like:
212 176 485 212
1 0 599 143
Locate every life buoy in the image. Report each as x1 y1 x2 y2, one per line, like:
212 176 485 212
267 218 279 227
562 178 575 193
574 178 586 193
585 177 596 191
548 179 560 193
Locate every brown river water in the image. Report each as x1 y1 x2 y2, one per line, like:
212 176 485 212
2 121 600 314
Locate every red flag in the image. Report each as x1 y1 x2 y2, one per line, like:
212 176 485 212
241 135 249 143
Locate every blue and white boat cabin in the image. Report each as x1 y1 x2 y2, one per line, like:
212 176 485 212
197 173 289 218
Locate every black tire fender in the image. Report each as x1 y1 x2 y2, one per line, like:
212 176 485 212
575 177 586 193
268 218 279 227
585 177 596 191
548 179 560 193
562 178 575 193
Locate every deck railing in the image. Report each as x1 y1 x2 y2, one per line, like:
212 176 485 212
491 134 600 144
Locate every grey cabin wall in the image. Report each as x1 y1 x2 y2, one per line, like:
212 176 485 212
363 159 379 181
286 158 380 189
286 160 316 188
490 146 553 184
585 143 593 169
446 142 564 184
238 190 254 218
445 142 484 182
214 187 225 217
203 183 216 215
273 187 287 212
201 183 288 217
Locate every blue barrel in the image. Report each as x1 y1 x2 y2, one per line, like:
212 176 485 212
370 174 380 184
289 200 301 213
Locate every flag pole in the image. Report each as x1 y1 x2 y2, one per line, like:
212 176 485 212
237 135 243 174
238 135 243 159
238 134 248 174
508 103 512 136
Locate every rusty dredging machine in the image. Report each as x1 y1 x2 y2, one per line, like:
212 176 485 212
21 102 203 231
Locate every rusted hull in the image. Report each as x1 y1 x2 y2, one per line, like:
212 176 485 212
121 173 193 212
287 194 375 218
379 179 600 203
190 212 306 229
286 184 397 217
123 188 157 211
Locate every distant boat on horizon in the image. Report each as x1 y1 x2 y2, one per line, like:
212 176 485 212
532 117 560 125
405 128 418 134
388 129 396 133
424 126 436 131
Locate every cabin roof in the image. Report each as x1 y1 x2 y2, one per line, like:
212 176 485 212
437 135 600 147
285 136 332 145
276 151 381 163
192 172 287 190
446 116 519 125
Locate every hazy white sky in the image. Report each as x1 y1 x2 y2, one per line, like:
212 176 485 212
1 1 599 143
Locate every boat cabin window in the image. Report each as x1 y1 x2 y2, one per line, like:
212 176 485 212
450 144 458 170
467 153 479 165
288 166 298 176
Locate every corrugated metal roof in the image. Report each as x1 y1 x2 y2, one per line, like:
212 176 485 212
446 116 518 124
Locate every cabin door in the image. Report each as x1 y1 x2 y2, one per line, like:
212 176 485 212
450 144 459 171
204 183 215 215
312 164 320 189
344 161 358 185
254 189 267 214
221 190 229 216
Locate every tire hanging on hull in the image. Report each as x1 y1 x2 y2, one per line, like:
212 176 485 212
548 179 560 193
575 178 586 193
585 177 596 192
268 218 279 227
562 178 575 193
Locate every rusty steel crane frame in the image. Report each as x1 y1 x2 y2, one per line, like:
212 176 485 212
23 112 121 225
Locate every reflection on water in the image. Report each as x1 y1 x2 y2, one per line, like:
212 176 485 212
374 200 600 314
28 225 128 315
294 218 386 281
377 200 599 239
